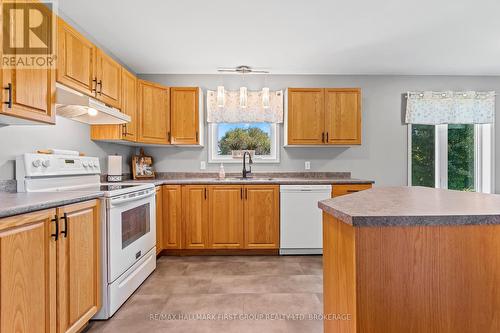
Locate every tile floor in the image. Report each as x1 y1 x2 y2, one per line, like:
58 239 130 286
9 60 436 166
85 255 323 333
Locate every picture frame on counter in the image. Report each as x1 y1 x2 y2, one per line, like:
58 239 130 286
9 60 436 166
132 149 155 180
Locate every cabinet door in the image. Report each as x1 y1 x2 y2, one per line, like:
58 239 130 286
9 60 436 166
182 185 208 249
244 185 280 249
57 18 96 96
163 185 182 249
325 89 361 145
287 88 325 145
208 185 244 249
121 68 137 141
95 49 121 108
332 183 372 197
0 209 57 333
170 87 199 145
1 5 55 124
56 200 100 333
155 186 163 254
2 67 56 124
137 80 170 144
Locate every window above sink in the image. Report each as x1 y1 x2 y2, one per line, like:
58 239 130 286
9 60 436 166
208 122 280 164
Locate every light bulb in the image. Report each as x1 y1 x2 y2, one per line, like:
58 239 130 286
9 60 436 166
87 108 98 116
262 87 270 109
216 86 225 107
240 87 248 108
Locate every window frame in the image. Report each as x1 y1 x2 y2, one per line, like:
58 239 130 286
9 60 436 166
407 124 495 193
208 122 280 164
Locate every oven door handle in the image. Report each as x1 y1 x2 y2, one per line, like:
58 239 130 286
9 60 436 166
110 191 155 206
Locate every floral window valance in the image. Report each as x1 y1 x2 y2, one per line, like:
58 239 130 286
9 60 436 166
207 90 284 123
405 91 495 125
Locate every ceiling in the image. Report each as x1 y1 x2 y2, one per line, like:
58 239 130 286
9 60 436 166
59 0 500 75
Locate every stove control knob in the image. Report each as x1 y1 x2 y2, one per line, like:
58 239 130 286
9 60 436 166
89 161 95 168
32 159 42 168
42 160 50 168
82 161 89 167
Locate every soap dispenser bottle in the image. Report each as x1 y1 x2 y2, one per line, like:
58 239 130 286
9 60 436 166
219 163 225 179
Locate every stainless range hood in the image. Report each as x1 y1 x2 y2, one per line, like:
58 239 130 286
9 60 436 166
56 83 130 124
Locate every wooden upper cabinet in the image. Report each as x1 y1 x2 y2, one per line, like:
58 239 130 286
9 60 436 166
137 80 170 144
121 68 137 141
0 209 57 333
182 185 208 249
162 185 182 250
208 185 244 249
57 18 96 96
287 88 325 145
95 49 121 108
1 5 55 125
56 200 100 333
325 89 361 144
170 87 199 145
286 88 362 145
244 185 280 249
332 183 372 197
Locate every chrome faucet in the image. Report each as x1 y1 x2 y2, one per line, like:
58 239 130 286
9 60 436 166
242 151 253 178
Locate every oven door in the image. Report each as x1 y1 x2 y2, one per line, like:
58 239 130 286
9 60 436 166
107 188 156 283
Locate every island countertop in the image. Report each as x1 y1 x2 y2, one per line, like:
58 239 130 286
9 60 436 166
318 186 500 226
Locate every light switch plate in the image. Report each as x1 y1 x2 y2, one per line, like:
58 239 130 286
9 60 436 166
200 161 206 170
305 161 311 170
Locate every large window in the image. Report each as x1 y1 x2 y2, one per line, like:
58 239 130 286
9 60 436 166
209 122 279 163
408 124 494 193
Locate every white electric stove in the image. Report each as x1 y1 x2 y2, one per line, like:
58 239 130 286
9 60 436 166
16 153 157 319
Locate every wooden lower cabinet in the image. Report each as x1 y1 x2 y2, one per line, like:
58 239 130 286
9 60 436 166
56 200 100 333
155 186 163 254
0 200 100 333
182 185 208 249
162 185 182 249
244 185 280 249
0 209 57 333
208 185 244 249
332 183 372 197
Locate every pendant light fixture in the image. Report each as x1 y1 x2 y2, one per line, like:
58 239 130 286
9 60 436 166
216 86 225 107
239 87 248 108
262 87 270 109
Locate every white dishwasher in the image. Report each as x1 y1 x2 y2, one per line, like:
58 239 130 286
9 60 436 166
280 184 332 255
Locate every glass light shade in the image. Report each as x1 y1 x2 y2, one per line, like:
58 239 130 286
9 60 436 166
216 86 225 107
239 87 248 108
262 87 270 109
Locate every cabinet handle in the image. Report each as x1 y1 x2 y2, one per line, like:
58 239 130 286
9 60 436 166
326 132 329 142
322 132 325 143
346 190 360 193
91 78 98 95
60 213 68 238
4 83 12 108
168 132 171 142
240 188 243 199
97 80 103 95
51 215 59 240
122 124 132 136
245 188 248 200
196 131 199 142
204 187 207 200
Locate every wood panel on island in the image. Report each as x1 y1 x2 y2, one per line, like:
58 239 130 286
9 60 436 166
156 184 280 254
286 88 361 146
0 200 100 333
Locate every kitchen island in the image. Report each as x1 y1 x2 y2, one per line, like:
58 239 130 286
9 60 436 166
318 186 500 333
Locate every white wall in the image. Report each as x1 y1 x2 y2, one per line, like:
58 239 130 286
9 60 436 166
0 116 134 180
139 74 500 190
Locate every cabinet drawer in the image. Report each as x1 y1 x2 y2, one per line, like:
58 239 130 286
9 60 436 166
332 184 372 197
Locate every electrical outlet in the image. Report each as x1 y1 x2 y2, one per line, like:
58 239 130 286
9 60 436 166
200 161 206 170
305 161 311 170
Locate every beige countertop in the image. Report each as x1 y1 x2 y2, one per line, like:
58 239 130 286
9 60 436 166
319 186 500 226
